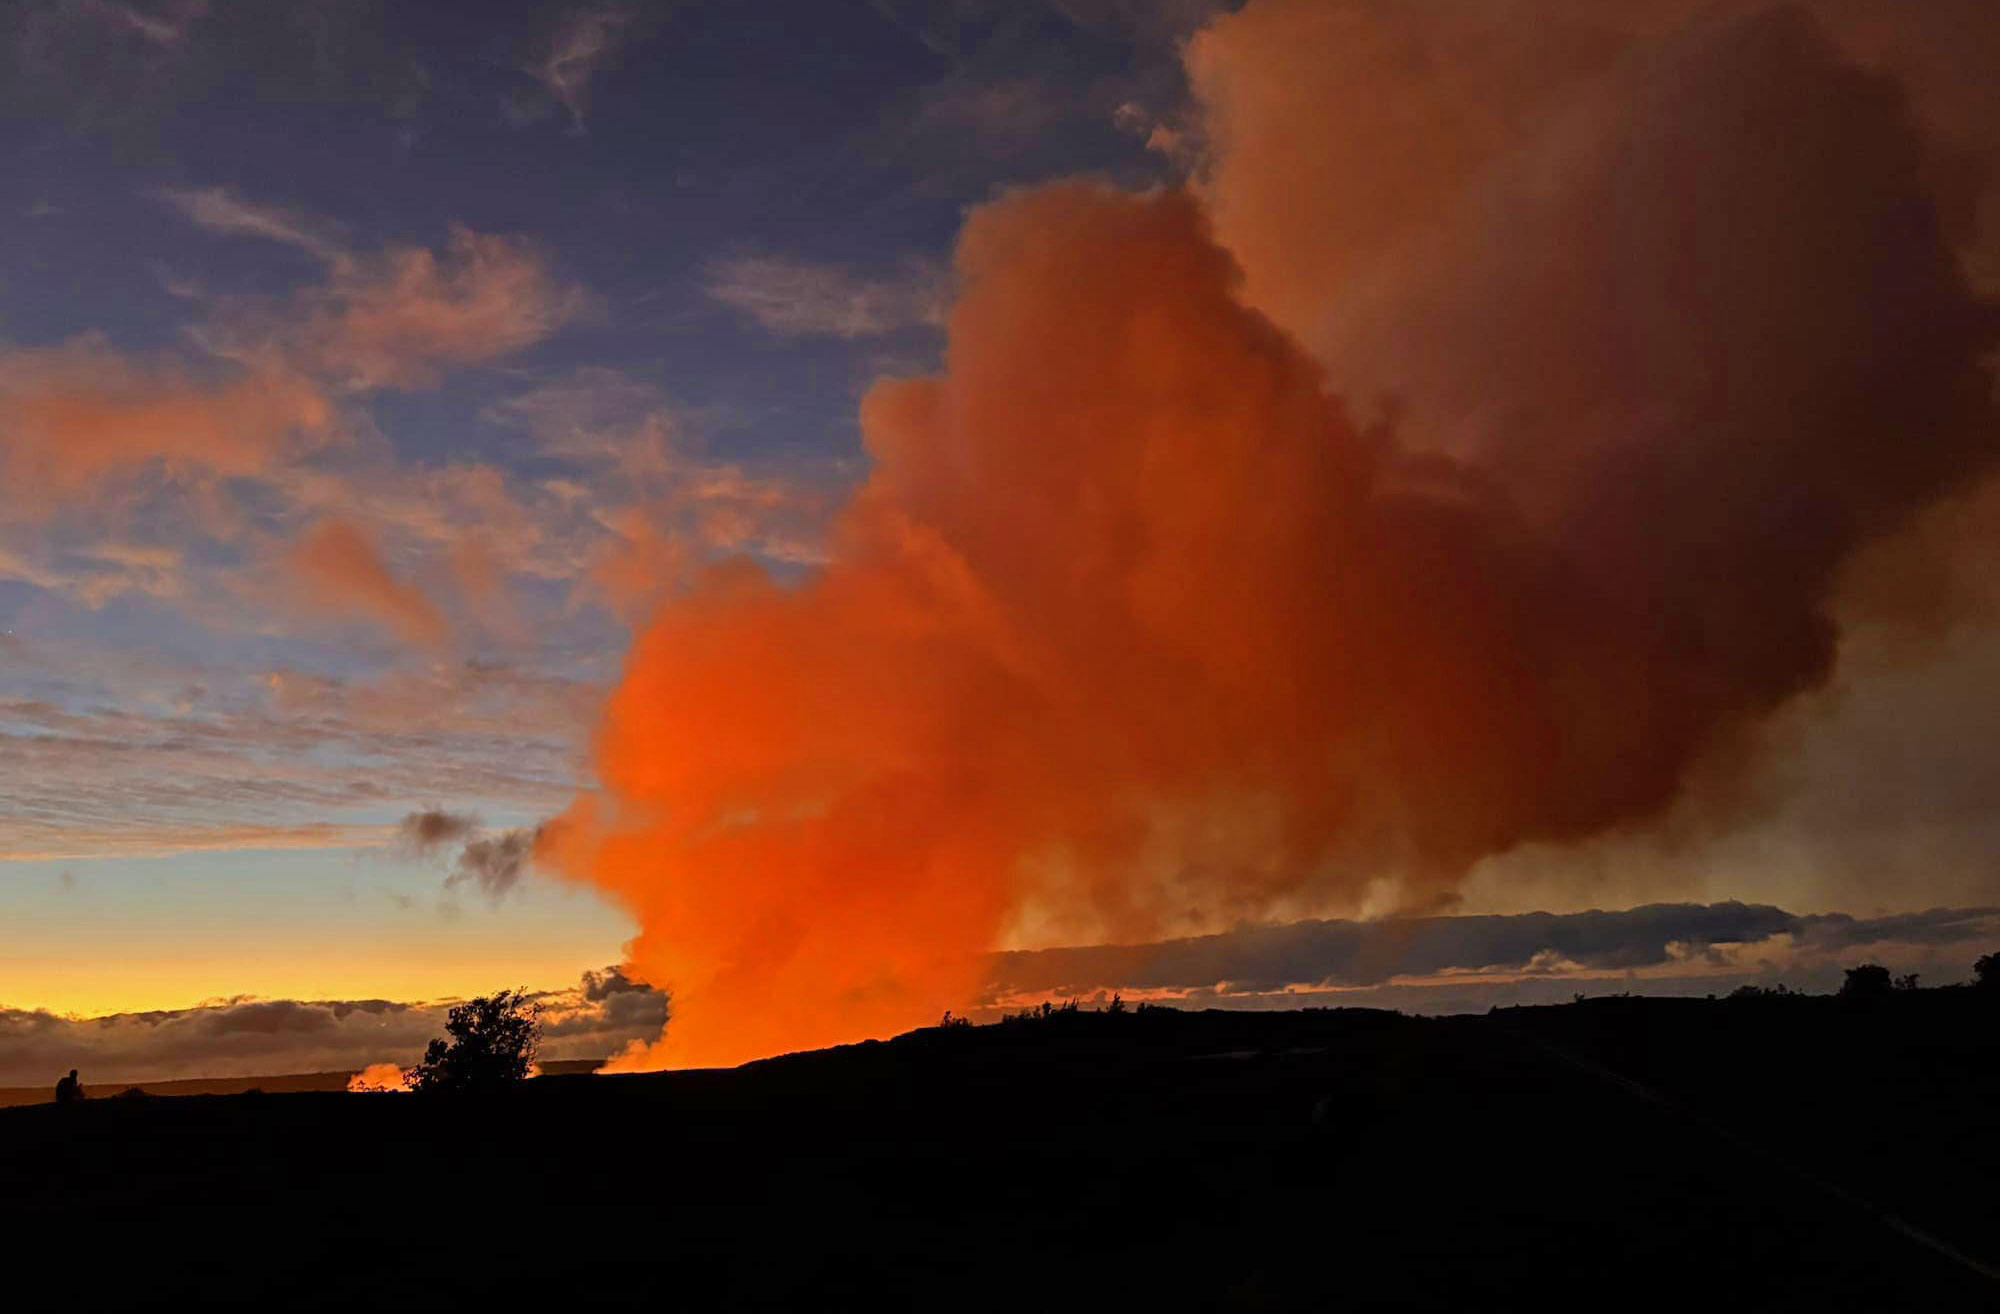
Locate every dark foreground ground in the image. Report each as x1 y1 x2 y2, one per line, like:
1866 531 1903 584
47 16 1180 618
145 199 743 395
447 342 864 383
0 1059 604 1107
5 994 1996 1310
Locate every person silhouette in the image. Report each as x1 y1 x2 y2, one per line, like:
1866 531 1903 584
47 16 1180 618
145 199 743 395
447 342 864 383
54 1069 84 1104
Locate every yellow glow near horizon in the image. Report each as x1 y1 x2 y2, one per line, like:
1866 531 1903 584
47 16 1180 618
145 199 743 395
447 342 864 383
4 950 615 1019
2 905 633 1018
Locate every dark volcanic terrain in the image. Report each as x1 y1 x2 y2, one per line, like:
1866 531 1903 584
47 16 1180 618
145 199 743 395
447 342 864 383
0 1059 607 1108
5 996 1996 1310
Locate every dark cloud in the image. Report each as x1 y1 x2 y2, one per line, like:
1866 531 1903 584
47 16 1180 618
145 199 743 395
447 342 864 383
546 980 669 1038
325 999 402 1020
981 903 2000 1003
1793 906 2000 951
192 999 340 1037
397 808 479 854
448 826 538 900
393 807 551 902
580 965 648 1001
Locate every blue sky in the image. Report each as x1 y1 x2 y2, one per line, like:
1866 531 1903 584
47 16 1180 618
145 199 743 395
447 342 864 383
0 0 1206 1012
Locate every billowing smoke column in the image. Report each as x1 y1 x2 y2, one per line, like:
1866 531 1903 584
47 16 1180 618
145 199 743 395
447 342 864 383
542 2 1998 1068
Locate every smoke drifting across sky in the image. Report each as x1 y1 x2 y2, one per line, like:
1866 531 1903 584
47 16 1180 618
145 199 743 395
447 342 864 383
542 0 2000 1067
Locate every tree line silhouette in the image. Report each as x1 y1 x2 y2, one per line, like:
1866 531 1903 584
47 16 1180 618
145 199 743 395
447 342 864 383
1726 950 1997 1003
295 948 2000 1099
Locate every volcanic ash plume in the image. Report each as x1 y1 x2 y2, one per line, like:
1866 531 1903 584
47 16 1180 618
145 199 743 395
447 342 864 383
543 3 1998 1068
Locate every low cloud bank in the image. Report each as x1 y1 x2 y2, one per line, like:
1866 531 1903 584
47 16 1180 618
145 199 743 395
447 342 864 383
0 966 668 1088
981 903 2000 1007
6 904 1992 1086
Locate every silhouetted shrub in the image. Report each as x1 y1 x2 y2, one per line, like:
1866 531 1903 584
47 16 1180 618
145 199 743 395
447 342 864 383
1893 973 1920 992
938 1010 971 1029
407 989 542 1093
1839 964 1893 1000
1001 999 1083 1024
1106 994 1125 1014
1975 952 1998 991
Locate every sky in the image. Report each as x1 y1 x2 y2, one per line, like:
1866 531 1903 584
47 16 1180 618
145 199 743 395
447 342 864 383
2 0 1998 1080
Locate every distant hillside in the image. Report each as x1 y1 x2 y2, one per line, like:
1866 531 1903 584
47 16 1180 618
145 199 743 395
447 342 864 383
0 1058 606 1107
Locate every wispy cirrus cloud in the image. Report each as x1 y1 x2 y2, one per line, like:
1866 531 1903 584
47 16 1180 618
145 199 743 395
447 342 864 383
286 518 450 650
706 253 949 339
0 650 595 868
0 197 604 662
0 540 184 610
0 336 330 511
482 366 844 615
200 224 597 392
156 185 344 262
75 0 208 47
483 366 681 482
0 821 395 864
2 198 590 526
523 7 641 133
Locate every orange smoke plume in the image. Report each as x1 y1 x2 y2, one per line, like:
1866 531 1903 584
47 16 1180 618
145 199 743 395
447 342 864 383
545 5 1997 1069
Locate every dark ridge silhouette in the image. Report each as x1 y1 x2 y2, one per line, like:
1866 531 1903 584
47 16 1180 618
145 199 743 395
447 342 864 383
4 972 1996 1309
0 1060 612 1110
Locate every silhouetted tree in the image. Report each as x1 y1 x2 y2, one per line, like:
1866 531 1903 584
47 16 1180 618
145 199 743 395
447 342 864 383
1839 964 1893 1000
407 989 542 1093
1893 973 1920 992
1975 952 1999 991
1106 994 1125 1014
